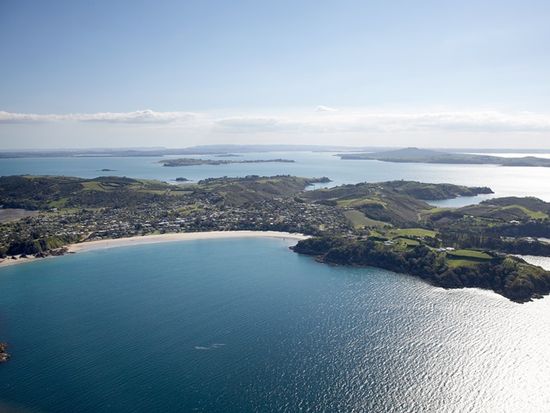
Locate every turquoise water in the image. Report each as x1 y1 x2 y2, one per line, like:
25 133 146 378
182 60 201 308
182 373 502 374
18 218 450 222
3 152 550 204
0 238 549 412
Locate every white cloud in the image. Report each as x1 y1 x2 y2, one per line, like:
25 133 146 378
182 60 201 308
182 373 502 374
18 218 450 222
315 105 338 112
0 109 199 124
2 108 550 135
215 117 282 130
214 110 550 134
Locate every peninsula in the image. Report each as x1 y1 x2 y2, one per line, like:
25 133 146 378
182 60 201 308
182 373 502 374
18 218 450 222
159 158 295 167
1 175 550 302
338 147 550 167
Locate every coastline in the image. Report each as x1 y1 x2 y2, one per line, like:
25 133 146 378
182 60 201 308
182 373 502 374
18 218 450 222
0 231 309 269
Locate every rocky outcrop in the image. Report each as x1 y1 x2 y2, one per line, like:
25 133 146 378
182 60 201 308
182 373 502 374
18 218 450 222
0 343 10 363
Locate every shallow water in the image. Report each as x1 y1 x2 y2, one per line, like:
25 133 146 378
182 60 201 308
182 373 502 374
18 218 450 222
0 238 549 412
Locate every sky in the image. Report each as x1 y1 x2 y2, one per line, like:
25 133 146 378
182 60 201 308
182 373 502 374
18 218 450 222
1 0 549 149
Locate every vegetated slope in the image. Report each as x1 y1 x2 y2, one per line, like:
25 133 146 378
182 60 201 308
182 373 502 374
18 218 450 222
424 197 550 255
196 175 328 206
0 176 186 210
0 175 330 210
303 180 492 226
292 236 550 302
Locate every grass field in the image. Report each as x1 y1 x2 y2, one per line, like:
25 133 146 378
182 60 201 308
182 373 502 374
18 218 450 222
82 181 108 191
447 258 483 268
337 197 386 208
394 237 420 247
343 210 387 229
445 249 492 268
447 249 492 260
390 228 437 238
501 205 548 220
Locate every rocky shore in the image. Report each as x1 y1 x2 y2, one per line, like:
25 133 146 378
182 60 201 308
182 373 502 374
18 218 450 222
0 343 10 363
0 247 69 268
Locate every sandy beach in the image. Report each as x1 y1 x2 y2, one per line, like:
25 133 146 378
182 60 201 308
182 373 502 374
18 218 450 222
0 231 309 269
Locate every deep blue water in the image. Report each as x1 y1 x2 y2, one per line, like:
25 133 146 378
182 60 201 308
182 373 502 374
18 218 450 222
0 238 549 412
2 151 550 205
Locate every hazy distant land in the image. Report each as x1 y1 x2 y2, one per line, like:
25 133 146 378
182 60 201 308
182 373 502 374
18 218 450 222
338 147 550 167
0 145 373 158
159 158 295 167
3 145 550 159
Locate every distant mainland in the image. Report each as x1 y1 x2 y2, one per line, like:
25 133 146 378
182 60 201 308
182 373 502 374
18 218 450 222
3 145 549 159
338 147 550 167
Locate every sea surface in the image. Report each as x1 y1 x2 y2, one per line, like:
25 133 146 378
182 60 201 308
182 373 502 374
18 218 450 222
3 151 550 206
1 153 550 412
0 238 549 413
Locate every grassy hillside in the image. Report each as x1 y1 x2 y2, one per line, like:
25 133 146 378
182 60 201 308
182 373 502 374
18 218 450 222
304 181 491 226
0 175 326 210
0 176 187 210
196 175 328 206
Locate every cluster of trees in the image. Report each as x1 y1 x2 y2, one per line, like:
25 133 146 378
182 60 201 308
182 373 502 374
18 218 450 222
0 176 83 210
382 180 493 200
0 176 180 210
438 227 550 256
68 190 167 209
488 220 550 238
1 235 77 257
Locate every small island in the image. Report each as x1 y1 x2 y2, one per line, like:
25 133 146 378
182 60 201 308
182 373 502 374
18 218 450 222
175 177 189 182
0 343 9 363
338 147 550 167
159 158 295 167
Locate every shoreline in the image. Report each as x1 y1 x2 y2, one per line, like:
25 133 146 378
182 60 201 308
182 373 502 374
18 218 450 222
0 231 309 269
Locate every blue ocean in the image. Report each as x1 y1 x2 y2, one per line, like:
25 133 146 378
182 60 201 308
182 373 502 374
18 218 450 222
1 154 550 412
0 239 549 412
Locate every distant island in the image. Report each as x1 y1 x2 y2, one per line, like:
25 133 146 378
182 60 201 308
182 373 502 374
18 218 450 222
1 175 550 302
338 147 550 167
175 177 189 182
159 158 296 167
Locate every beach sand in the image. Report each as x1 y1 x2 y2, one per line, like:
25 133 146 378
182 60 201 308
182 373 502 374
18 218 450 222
0 231 309 269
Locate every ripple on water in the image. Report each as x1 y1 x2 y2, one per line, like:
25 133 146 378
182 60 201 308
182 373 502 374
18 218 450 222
0 238 548 412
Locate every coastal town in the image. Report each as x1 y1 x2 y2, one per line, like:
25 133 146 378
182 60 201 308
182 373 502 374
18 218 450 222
0 175 350 260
